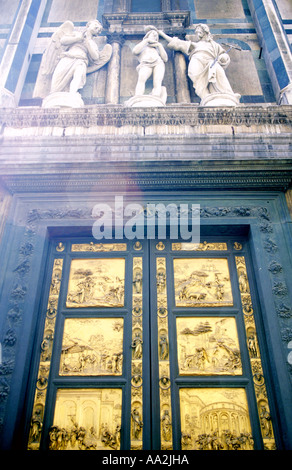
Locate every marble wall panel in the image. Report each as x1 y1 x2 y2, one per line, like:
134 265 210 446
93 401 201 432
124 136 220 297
47 0 99 23
193 0 245 19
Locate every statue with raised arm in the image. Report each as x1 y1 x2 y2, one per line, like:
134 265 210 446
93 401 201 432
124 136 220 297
125 25 168 107
159 24 241 106
36 20 112 108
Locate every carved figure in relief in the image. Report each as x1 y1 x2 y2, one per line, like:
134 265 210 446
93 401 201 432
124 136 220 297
49 420 120 450
159 334 169 360
131 408 143 440
259 405 273 438
37 20 112 107
239 271 249 293
133 269 142 294
157 269 166 293
131 333 143 359
159 24 241 106
29 409 43 444
247 334 258 358
161 410 172 442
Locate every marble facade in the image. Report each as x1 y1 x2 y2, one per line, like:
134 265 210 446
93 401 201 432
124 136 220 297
0 0 291 451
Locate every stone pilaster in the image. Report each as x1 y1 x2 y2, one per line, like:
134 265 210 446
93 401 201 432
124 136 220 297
174 52 190 103
0 0 46 106
248 0 292 104
105 34 124 104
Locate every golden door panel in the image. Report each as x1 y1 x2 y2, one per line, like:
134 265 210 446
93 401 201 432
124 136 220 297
50 388 122 450
177 317 242 375
59 318 124 376
66 258 125 308
180 388 253 450
174 258 233 307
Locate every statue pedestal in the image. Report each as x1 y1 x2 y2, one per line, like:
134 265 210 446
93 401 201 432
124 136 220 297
42 92 84 108
125 87 167 108
200 92 241 107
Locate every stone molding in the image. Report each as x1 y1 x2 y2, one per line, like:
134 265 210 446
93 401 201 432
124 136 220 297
103 11 190 32
0 104 291 129
0 105 291 192
1 166 291 194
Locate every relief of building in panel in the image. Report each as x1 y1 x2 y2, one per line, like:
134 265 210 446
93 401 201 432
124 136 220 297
180 388 254 450
66 258 125 308
177 317 242 375
174 258 233 307
49 389 122 450
59 318 124 376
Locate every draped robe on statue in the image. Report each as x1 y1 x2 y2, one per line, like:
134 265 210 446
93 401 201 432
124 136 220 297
167 37 236 100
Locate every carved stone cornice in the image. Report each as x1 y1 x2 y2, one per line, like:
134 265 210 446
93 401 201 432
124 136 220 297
102 11 190 32
0 104 291 129
0 105 291 192
1 161 292 193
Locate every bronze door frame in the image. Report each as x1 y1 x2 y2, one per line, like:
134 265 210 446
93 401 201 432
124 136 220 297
25 236 278 450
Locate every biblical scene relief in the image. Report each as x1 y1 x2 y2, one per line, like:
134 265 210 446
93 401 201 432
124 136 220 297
177 317 242 375
59 318 124 376
50 389 122 450
66 258 125 308
180 388 253 450
174 258 233 307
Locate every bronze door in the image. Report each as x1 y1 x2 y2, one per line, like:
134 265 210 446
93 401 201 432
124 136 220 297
26 237 277 450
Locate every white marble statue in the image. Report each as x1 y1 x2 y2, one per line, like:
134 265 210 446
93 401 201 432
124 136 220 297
37 20 112 108
159 24 241 106
125 25 168 107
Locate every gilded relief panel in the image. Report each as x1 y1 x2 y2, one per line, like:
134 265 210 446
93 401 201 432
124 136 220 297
50 388 122 450
59 318 124 376
177 317 242 375
174 258 233 307
180 388 253 450
66 258 125 308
